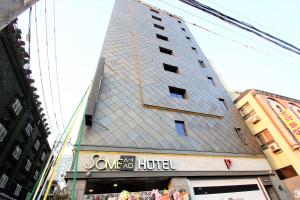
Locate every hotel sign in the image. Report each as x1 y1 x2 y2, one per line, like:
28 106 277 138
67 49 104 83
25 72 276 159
84 154 176 171
279 109 300 140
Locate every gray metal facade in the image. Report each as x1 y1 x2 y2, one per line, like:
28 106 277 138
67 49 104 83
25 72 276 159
81 0 261 155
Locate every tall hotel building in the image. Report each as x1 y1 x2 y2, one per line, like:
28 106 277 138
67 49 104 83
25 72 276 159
65 1 290 199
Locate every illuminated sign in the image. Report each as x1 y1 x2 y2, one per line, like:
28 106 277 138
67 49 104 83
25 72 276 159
279 109 300 140
84 155 176 171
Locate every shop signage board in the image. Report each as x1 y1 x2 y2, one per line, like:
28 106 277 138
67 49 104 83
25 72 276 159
279 109 300 140
84 154 176 171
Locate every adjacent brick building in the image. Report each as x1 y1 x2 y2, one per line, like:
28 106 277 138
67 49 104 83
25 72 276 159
0 21 51 199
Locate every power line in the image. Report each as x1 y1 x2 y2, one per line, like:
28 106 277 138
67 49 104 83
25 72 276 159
178 0 300 55
34 5 54 134
44 0 61 134
159 0 299 62
52 0 65 128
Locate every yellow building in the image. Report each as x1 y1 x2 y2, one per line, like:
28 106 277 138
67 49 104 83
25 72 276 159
234 89 300 198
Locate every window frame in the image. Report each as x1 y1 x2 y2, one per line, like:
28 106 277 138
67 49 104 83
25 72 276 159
218 98 228 111
152 15 162 21
25 159 32 172
169 86 187 99
163 63 179 73
0 123 8 142
35 139 40 151
156 34 168 41
25 123 33 137
154 23 164 30
175 120 187 137
159 46 173 55
0 174 8 189
13 145 22 160
12 98 22 116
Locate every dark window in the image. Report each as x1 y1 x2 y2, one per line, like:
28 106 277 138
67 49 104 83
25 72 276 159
178 20 181 24
207 76 215 86
219 98 228 111
163 63 178 73
276 165 298 180
154 24 164 30
0 123 7 142
152 15 161 21
150 8 159 14
169 86 186 99
156 34 168 41
186 36 191 40
239 102 255 120
235 128 248 145
194 184 259 195
159 46 173 55
175 120 186 136
191 47 198 53
181 27 186 31
198 60 205 67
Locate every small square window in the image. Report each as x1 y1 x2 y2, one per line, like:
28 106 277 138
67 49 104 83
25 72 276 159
0 123 7 142
178 20 181 24
156 34 168 41
25 160 32 172
169 86 186 99
14 184 22 197
154 23 164 30
186 36 191 40
12 98 22 116
34 170 39 180
198 60 205 68
207 76 215 86
0 174 8 189
41 152 46 161
13 145 22 160
150 8 159 14
235 128 248 145
152 15 161 21
163 63 178 73
25 123 33 136
181 27 186 32
175 120 187 137
191 47 198 53
159 46 173 55
35 139 40 151
219 98 228 111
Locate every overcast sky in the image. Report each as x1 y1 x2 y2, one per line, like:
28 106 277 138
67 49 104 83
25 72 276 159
17 0 300 148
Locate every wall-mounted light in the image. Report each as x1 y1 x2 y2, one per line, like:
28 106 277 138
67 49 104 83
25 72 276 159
89 189 94 193
113 183 118 187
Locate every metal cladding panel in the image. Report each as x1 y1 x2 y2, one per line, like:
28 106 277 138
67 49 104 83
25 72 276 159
81 0 262 155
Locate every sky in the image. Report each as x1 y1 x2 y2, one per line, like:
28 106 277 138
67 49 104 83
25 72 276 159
17 0 300 149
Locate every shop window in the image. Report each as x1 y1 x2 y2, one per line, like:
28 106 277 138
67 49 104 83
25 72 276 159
35 139 40 151
154 23 164 30
235 128 248 145
25 160 32 172
255 129 274 150
207 76 215 86
0 123 7 142
150 8 159 14
169 86 186 99
14 184 22 197
12 98 22 116
0 174 8 189
276 165 298 180
13 145 22 160
219 98 228 111
186 36 191 40
25 123 33 137
198 60 206 68
191 47 198 53
159 46 173 55
163 63 178 73
181 27 186 32
175 120 187 137
34 170 39 180
156 34 168 41
41 152 46 162
239 102 255 120
152 15 161 21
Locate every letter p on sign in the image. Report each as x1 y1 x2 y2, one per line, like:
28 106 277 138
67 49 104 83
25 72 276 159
224 159 232 170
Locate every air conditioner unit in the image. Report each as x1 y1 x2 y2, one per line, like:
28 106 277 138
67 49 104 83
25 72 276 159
249 114 261 124
269 142 281 153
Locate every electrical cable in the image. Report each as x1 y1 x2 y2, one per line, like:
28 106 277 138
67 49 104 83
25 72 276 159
44 0 61 134
178 0 300 55
159 0 299 62
34 5 55 134
53 0 65 129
